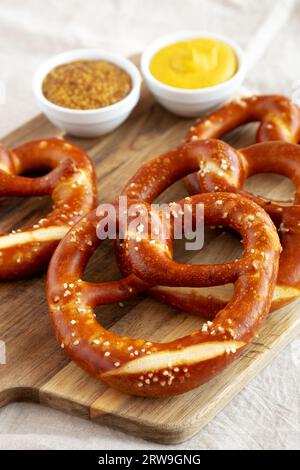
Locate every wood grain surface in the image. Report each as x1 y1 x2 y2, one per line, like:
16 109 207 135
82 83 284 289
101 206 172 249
0 70 299 444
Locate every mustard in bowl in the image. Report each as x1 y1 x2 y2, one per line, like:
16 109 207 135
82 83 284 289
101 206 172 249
141 32 246 117
150 37 238 89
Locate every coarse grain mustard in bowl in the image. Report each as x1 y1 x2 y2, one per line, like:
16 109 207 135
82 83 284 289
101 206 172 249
141 31 246 117
33 49 141 137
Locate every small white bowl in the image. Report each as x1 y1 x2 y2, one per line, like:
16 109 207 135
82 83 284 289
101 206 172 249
141 31 246 117
33 49 141 137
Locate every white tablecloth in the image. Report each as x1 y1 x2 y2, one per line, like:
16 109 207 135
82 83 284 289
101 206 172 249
0 0 299 450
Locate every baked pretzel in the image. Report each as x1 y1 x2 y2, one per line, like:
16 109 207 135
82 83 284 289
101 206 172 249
185 95 300 195
153 140 300 314
118 139 300 313
170 95 300 316
0 138 97 279
47 193 280 397
192 139 300 311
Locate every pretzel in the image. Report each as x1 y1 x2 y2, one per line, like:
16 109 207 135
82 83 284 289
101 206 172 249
117 138 300 314
190 139 300 311
0 138 97 279
152 140 300 314
174 95 300 315
47 193 280 397
184 95 300 195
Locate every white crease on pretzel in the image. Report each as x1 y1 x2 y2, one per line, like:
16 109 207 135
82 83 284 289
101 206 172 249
154 284 300 303
0 226 69 249
102 340 245 377
272 284 300 300
0 163 10 173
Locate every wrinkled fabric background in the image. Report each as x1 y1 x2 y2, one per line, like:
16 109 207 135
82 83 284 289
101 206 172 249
0 0 300 450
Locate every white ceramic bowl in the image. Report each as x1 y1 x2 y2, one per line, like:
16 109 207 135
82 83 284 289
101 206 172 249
141 31 246 117
33 49 141 137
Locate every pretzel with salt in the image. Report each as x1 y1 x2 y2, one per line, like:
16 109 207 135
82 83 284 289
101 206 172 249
184 95 300 195
0 138 96 278
47 193 280 397
118 138 300 314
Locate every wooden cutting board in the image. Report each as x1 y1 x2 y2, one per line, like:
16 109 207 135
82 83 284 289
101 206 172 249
0 72 300 444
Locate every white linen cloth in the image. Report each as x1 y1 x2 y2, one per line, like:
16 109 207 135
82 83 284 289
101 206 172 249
0 0 299 450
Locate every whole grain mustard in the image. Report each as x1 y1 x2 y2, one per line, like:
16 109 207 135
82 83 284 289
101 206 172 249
150 38 237 89
42 60 132 110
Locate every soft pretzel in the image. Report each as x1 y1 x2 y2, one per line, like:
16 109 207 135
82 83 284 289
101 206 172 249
153 140 300 315
47 193 280 397
0 138 97 279
117 139 300 313
191 140 300 311
164 95 300 316
184 95 300 195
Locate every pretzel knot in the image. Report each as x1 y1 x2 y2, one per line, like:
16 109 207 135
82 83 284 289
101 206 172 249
0 138 97 279
47 194 280 397
194 139 300 310
118 133 300 316
185 95 300 195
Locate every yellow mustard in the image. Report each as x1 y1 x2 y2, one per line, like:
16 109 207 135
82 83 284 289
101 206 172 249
150 38 237 89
